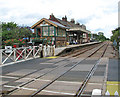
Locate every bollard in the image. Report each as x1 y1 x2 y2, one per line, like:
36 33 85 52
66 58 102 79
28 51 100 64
49 45 52 56
39 44 42 57
48 45 50 56
44 45 46 57
41 45 44 58
52 45 55 56
46 44 48 56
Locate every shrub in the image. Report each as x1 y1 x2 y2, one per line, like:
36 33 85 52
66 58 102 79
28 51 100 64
4 39 25 46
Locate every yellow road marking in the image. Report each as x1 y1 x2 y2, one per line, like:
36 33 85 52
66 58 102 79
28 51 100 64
106 81 120 96
44 56 58 59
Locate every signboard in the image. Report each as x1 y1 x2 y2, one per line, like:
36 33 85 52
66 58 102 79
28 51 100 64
5 46 12 53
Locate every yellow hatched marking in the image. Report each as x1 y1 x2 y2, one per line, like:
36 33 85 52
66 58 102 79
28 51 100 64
106 81 120 96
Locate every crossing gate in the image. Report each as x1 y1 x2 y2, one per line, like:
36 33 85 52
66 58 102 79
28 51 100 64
0 45 55 65
105 81 120 96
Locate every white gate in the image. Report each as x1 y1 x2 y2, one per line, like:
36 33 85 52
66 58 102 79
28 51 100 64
0 45 55 65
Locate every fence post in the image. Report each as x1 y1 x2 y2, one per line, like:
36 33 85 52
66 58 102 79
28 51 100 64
14 48 16 62
33 46 35 58
39 44 42 57
0 49 2 65
24 48 26 60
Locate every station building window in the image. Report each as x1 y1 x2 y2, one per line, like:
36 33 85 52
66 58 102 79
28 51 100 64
58 29 63 36
43 27 48 36
49 26 54 36
57 28 66 37
63 30 66 37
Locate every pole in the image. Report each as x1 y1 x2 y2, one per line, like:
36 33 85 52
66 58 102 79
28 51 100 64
0 22 2 65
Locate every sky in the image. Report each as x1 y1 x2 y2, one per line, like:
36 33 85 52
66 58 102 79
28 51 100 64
0 0 119 38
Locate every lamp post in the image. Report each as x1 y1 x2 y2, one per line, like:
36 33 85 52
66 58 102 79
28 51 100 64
118 27 120 58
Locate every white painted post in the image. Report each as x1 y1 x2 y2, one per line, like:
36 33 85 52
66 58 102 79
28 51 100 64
46 44 48 56
14 48 16 62
33 46 35 58
24 48 26 60
0 49 2 65
48 45 50 56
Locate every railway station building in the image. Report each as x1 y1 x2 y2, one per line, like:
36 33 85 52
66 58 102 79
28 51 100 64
31 14 91 47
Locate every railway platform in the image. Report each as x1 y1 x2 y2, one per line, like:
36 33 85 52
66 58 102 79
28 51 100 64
54 42 100 56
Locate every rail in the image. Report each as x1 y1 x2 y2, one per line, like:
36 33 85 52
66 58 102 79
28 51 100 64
75 42 109 97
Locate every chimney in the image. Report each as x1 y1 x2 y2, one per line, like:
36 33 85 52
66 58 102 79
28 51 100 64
70 19 75 23
62 17 65 21
62 15 67 22
49 13 54 20
64 15 67 22
76 22 80 25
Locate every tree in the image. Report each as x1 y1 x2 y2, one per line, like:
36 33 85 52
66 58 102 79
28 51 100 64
97 32 106 42
2 22 18 41
2 22 32 47
111 28 120 50
98 32 104 36
2 22 32 41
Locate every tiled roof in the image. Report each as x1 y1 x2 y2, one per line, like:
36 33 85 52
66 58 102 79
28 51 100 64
56 18 80 28
56 18 90 33
48 19 67 29
31 18 66 29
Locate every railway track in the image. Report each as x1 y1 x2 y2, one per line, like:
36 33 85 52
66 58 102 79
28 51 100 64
1 43 102 94
75 42 109 97
1 42 109 97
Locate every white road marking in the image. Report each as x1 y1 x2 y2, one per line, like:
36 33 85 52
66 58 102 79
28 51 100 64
4 85 37 91
40 63 53 64
42 90 75 95
0 75 18 79
35 79 102 85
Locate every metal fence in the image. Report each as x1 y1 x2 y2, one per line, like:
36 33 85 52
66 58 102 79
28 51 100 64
0 45 55 65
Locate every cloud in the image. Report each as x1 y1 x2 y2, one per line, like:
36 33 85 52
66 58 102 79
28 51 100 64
0 0 118 38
